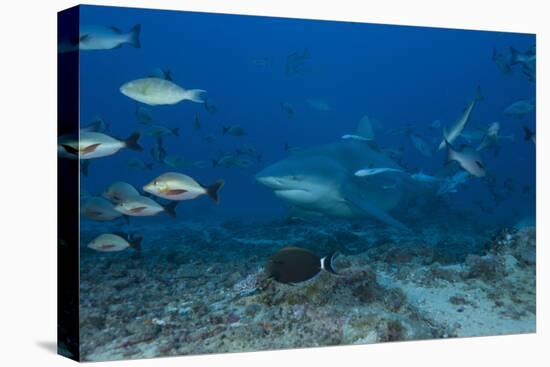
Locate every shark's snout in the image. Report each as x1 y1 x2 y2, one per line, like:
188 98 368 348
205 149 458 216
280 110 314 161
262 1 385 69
255 175 283 189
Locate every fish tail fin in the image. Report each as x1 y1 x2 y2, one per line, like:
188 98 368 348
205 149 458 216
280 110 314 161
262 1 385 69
61 144 79 155
475 85 484 102
509 47 520 65
163 201 179 218
184 89 206 103
124 132 143 152
128 24 141 48
322 253 338 275
172 127 180 136
523 125 533 141
206 179 224 203
80 160 90 177
437 127 449 150
130 234 143 251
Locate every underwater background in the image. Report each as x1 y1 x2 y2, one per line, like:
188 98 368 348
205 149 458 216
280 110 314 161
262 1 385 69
74 5 535 361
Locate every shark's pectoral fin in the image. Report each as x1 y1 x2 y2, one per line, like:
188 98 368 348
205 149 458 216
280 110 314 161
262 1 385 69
345 190 409 231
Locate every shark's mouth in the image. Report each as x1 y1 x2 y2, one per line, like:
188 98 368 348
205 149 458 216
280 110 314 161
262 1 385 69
274 188 308 194
274 189 316 204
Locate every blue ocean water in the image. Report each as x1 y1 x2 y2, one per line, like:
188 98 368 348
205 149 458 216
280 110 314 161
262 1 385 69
79 5 535 223
72 5 536 361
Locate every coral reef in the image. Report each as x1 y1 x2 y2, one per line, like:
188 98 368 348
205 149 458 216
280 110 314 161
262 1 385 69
79 219 535 361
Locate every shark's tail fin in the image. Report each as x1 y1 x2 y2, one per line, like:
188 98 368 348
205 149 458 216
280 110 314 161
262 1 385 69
355 115 375 141
127 24 141 48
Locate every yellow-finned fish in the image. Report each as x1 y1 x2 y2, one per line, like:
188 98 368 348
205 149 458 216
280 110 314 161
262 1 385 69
120 78 206 106
59 132 142 159
81 197 124 221
87 233 142 252
103 182 141 204
144 172 224 203
114 195 179 217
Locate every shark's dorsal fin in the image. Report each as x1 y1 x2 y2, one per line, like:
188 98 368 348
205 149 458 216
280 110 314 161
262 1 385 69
344 188 409 231
356 115 375 141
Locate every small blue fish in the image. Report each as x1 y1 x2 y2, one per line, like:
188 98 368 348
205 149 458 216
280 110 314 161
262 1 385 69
354 167 404 177
79 24 141 50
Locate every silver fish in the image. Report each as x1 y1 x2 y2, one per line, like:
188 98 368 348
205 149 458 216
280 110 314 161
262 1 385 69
354 167 404 177
144 172 224 203
88 233 142 252
59 132 142 159
147 124 180 137
81 197 123 221
120 78 206 106
135 105 153 124
222 125 246 136
80 117 110 133
115 195 178 217
103 181 141 204
504 98 535 118
78 24 141 51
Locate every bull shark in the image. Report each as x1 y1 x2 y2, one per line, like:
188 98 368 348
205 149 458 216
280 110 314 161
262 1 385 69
255 129 410 230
